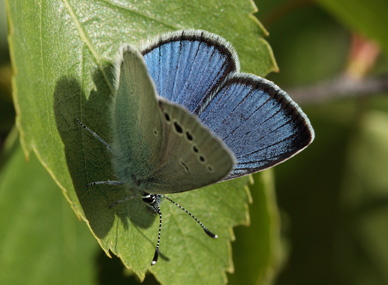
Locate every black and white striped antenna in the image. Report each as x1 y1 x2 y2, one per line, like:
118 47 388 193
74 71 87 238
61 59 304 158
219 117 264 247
111 192 218 266
148 193 217 265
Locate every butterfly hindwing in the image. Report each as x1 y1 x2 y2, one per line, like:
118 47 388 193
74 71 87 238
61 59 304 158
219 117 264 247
148 99 235 194
197 73 314 180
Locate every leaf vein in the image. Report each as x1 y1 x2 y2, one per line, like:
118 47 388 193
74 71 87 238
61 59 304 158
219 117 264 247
63 0 114 94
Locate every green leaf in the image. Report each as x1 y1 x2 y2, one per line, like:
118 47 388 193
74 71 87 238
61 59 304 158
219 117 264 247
319 0 388 55
7 0 275 283
0 129 98 285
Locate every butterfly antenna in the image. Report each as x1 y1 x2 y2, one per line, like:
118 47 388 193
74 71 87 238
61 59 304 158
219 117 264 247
161 195 218 239
152 203 162 266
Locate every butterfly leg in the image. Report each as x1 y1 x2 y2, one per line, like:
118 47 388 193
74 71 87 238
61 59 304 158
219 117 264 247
75 118 113 153
109 194 137 209
86 181 126 208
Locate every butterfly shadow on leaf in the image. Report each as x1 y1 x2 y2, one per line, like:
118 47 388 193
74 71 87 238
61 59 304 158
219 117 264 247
53 64 156 243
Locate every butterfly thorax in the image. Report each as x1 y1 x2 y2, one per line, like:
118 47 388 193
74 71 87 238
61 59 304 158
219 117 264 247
110 146 160 192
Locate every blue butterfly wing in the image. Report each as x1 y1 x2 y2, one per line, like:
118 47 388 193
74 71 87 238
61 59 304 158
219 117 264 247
197 74 315 180
142 30 238 113
141 30 314 180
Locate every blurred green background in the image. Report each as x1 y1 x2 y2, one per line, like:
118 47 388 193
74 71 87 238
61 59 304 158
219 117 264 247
1 0 388 284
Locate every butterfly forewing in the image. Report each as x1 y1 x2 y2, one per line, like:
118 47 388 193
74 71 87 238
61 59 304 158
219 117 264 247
111 45 164 186
142 30 238 114
147 99 235 194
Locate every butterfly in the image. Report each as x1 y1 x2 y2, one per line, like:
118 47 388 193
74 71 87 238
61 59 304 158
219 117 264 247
76 30 314 265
